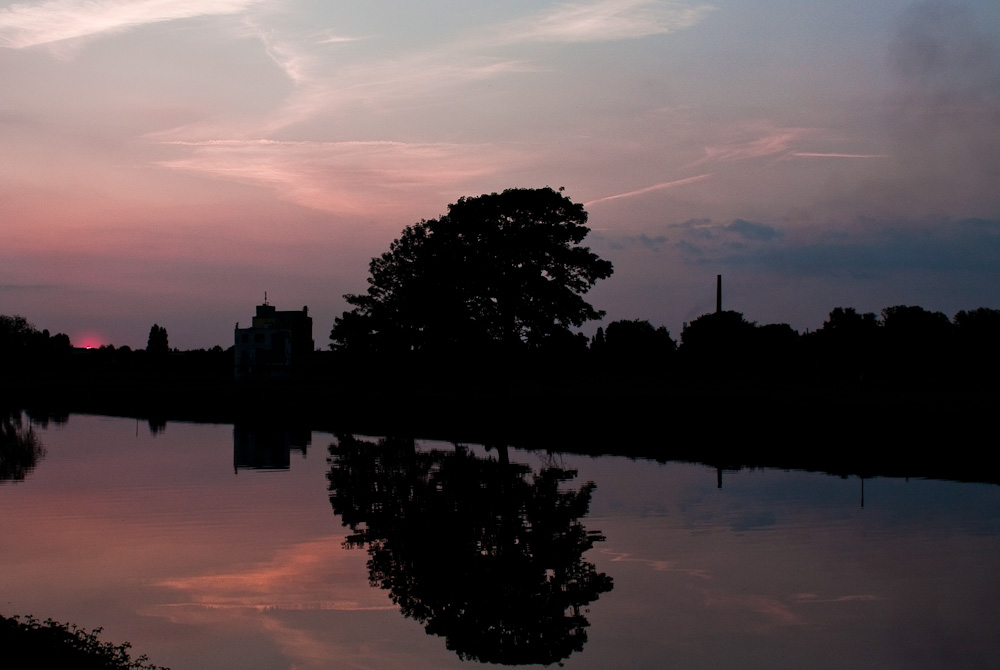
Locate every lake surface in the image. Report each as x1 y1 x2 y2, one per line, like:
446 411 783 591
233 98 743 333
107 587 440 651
1 413 998 669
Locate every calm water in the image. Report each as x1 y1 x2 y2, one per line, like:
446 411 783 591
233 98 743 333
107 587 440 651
2 413 999 669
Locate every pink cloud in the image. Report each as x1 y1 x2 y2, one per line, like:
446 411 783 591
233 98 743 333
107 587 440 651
792 152 890 158
152 139 533 216
502 0 715 44
0 0 261 49
701 127 809 162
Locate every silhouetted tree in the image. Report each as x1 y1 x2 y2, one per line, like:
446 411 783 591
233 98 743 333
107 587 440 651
0 315 72 374
953 307 1000 343
952 307 1000 388
681 311 756 350
679 311 758 380
146 325 168 356
880 305 953 383
605 319 675 355
753 322 799 380
594 319 676 378
589 326 606 351
804 307 882 383
821 307 880 335
1 614 168 669
0 315 37 351
881 305 951 337
330 188 613 360
328 435 612 665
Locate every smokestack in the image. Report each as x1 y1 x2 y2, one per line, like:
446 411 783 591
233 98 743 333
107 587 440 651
716 275 722 314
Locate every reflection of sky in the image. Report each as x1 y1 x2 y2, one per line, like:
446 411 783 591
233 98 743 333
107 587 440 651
1 1 998 348
1 417 998 669
567 454 1000 669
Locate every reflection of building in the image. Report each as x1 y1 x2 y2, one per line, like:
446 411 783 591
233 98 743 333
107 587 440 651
234 302 314 379
233 423 311 471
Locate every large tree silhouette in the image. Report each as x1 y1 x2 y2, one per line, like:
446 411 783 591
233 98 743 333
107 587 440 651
330 188 613 356
327 436 613 665
146 324 169 356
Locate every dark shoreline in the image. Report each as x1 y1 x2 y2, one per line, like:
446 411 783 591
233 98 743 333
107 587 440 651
7 374 997 486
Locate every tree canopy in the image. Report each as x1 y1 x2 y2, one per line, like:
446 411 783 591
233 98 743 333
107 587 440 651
331 187 613 355
146 325 168 356
1 614 168 670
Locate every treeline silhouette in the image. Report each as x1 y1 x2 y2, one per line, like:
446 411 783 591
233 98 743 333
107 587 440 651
0 315 73 377
3 305 999 390
594 305 1000 389
0 315 231 383
4 306 998 482
327 304 1000 392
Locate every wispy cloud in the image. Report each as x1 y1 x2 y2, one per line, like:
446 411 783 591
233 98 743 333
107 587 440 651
794 593 884 604
231 1 712 131
0 0 261 49
153 138 530 216
792 152 889 159
0 283 53 291
501 0 715 44
701 127 808 162
243 20 367 87
726 218 783 241
586 173 712 205
256 53 535 133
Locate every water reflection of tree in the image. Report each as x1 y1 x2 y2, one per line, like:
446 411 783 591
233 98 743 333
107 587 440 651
1 410 45 482
327 435 613 666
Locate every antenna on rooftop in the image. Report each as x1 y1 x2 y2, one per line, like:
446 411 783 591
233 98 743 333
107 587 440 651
264 291 268 305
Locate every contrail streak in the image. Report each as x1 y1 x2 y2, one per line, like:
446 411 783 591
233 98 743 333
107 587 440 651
585 173 712 206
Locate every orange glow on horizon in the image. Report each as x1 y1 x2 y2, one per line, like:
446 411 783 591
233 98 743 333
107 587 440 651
76 333 105 349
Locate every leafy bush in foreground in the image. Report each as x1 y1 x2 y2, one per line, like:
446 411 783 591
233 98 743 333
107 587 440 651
0 614 168 670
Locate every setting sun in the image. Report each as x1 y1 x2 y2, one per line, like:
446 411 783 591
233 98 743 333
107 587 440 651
75 334 104 350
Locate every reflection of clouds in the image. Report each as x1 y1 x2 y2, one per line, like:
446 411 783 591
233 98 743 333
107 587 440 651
704 593 802 626
703 590 883 629
255 615 356 670
146 536 394 669
151 536 387 612
143 603 391 670
598 550 885 632
602 549 711 580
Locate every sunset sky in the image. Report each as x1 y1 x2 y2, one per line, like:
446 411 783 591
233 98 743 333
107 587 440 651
2 0 998 349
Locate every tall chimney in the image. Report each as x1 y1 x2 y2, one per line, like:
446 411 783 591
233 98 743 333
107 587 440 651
716 275 722 314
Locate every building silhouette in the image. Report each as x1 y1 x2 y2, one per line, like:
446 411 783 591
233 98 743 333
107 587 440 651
234 302 313 379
